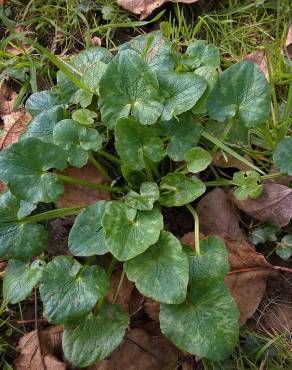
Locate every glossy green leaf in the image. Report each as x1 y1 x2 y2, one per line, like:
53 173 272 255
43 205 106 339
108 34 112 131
3 259 43 304
273 137 292 175
57 71 78 104
207 61 271 128
53 119 102 167
120 31 176 71
21 105 67 143
206 119 249 146
102 201 163 261
115 118 165 171
0 138 67 203
233 171 263 200
40 256 109 324
82 61 107 94
125 231 188 303
0 192 48 259
184 147 212 173
125 182 159 210
159 173 206 207
192 66 218 114
17 200 37 219
158 71 207 121
99 49 164 128
63 304 128 367
72 108 97 126
165 113 202 161
182 40 220 69
25 90 61 117
160 236 239 361
71 47 112 73
276 235 292 260
68 201 109 256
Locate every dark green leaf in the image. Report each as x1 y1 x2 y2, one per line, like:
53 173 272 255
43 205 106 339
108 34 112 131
273 137 292 175
71 47 112 73
182 40 220 69
125 182 159 210
40 256 109 323
82 61 107 94
121 165 146 189
102 201 163 261
25 90 61 117
184 147 212 173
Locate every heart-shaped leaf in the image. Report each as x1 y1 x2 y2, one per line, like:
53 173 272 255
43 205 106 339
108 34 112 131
0 192 48 259
233 171 263 200
25 90 61 117
63 303 128 367
82 61 108 94
184 147 212 173
273 137 292 175
276 235 292 260
125 182 159 210
115 118 165 171
99 49 164 128
3 259 43 304
182 40 220 69
207 61 271 128
0 138 68 203
158 71 207 121
72 109 97 126
53 119 102 167
68 200 109 256
125 231 188 303
40 256 109 324
102 201 163 261
159 173 206 207
71 47 112 73
160 236 239 361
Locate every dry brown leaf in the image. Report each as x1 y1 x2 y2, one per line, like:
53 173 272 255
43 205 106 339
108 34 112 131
5 25 32 56
14 326 65 370
107 271 135 313
244 50 268 78
285 24 292 58
56 164 111 208
181 233 277 325
212 151 251 172
0 83 17 115
144 298 160 321
90 328 180 370
196 188 244 239
229 182 292 227
118 0 199 20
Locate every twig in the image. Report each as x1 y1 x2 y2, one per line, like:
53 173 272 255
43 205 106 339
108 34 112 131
34 289 47 370
227 265 292 275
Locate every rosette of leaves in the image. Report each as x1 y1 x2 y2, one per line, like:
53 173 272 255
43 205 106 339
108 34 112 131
0 32 274 368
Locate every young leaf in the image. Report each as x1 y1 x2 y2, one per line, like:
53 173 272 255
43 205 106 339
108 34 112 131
68 200 109 256
158 71 207 121
182 40 220 69
40 256 109 324
276 235 292 260
273 137 292 175
53 119 102 167
3 259 43 304
233 171 263 200
21 105 67 143
160 236 239 361
25 90 61 117
63 304 129 367
99 49 164 128
0 192 47 259
125 182 159 210
125 231 188 304
165 113 202 161
72 109 97 126
184 147 212 173
115 117 165 171
250 225 278 245
159 173 206 207
102 201 163 261
207 61 271 128
0 138 68 203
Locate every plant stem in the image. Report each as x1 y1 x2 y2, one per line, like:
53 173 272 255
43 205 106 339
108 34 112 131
107 257 117 276
185 204 200 256
57 174 124 193
20 206 84 223
89 152 111 181
98 150 121 165
211 117 234 155
113 269 125 303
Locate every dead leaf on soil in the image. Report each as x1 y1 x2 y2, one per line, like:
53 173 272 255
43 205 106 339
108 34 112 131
5 25 33 56
285 24 292 58
89 328 180 370
14 326 66 370
196 188 244 239
107 271 135 313
229 182 292 227
117 0 199 20
244 50 268 78
212 151 251 172
0 83 17 115
56 164 111 208
144 298 160 321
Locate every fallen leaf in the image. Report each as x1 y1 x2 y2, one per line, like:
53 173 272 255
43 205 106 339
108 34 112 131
107 271 135 313
117 0 199 20
5 25 32 56
285 24 292 58
56 163 111 208
212 151 251 171
14 326 66 370
90 328 180 370
229 182 292 227
244 50 268 78
144 298 160 321
181 233 277 325
0 83 17 115
196 188 244 239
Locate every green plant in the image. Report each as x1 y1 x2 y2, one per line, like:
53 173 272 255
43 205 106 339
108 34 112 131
0 32 289 367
